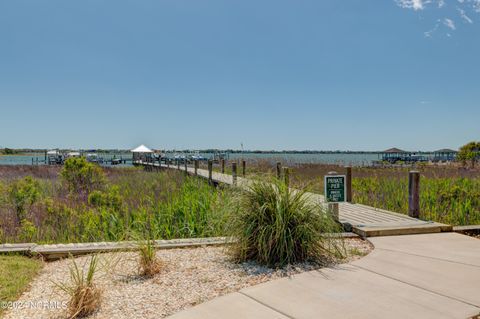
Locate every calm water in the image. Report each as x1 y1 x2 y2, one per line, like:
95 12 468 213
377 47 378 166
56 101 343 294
0 152 382 166
0 153 132 166
227 153 381 166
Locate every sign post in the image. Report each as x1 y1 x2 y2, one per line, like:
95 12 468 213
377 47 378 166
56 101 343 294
324 172 346 220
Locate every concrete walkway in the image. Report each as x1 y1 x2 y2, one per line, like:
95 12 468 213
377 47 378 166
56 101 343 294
168 233 480 319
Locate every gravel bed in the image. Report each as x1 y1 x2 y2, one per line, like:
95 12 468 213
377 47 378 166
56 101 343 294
3 238 372 319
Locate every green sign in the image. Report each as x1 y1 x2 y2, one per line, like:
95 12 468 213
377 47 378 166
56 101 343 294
324 175 346 203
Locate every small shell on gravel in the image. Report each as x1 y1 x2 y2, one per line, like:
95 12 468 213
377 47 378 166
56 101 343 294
3 238 372 319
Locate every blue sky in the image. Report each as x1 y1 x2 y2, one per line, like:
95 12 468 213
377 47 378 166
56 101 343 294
0 0 479 151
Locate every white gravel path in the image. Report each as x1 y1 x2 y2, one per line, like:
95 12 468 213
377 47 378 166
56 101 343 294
3 238 371 319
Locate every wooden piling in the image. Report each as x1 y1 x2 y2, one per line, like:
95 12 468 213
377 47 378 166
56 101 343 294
184 158 188 173
408 170 420 218
327 171 339 221
232 162 237 185
221 159 225 174
346 166 352 203
194 160 199 175
177 160 180 170
208 160 213 183
276 162 282 179
242 160 246 177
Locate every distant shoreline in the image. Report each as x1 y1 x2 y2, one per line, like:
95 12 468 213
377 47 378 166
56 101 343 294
0 153 39 157
1 150 441 155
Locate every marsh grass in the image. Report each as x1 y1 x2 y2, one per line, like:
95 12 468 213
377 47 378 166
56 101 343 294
353 176 480 225
230 161 480 226
0 168 233 243
228 178 345 268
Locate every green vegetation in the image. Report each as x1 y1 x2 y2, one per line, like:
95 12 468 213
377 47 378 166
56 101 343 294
226 161 480 226
61 157 106 196
2 157 479 247
353 176 480 225
228 178 344 267
0 162 234 244
1 148 18 155
8 176 41 222
458 141 480 168
0 255 42 315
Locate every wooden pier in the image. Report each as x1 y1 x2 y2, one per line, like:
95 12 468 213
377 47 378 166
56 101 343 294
135 160 453 238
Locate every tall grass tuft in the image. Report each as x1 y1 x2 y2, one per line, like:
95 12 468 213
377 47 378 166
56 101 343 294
138 239 163 277
228 178 344 268
57 254 102 319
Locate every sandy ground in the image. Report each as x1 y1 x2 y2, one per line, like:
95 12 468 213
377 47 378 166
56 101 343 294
3 238 372 319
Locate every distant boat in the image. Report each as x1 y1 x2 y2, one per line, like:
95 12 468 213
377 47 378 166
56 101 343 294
86 153 102 163
65 151 81 159
174 153 187 161
213 151 228 162
190 151 207 161
47 150 63 165
111 158 122 165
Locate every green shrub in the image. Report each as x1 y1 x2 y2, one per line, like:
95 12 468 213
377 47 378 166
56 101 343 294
88 186 123 211
458 141 480 167
19 219 37 242
228 178 344 268
8 176 41 221
61 157 105 196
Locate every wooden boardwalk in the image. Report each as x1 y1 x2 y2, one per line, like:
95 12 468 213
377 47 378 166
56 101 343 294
0 237 228 260
0 161 455 258
138 161 452 237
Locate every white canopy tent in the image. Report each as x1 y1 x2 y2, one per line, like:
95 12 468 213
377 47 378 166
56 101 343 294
131 145 153 153
131 145 154 162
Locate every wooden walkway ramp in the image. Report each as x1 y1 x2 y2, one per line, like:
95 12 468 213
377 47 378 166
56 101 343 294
138 161 452 237
0 237 227 260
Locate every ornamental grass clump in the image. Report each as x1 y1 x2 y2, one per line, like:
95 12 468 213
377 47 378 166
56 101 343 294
229 178 345 268
138 239 163 277
57 255 102 319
